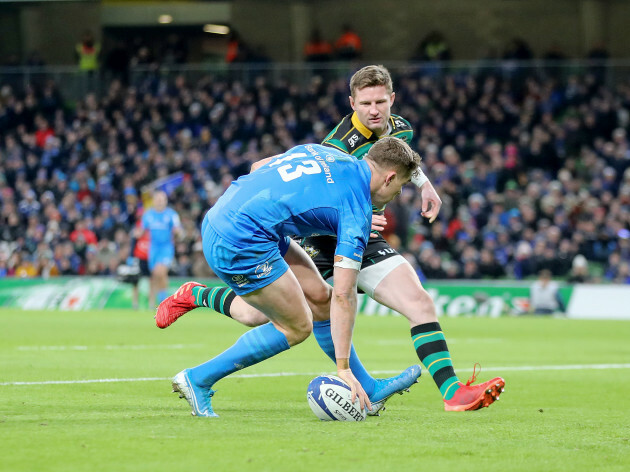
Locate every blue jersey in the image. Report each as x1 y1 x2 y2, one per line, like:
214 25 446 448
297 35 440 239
206 144 373 263
142 207 181 249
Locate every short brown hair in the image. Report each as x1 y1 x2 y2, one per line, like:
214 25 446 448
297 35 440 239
349 65 393 97
365 136 421 179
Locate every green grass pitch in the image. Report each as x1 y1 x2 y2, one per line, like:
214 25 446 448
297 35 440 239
1 308 629 472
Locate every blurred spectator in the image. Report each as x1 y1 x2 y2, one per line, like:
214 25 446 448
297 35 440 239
75 30 100 73
513 241 537 280
14 251 38 278
334 24 362 60
34 115 54 149
613 261 630 284
568 255 591 283
304 29 332 62
413 31 451 61
225 31 252 64
70 219 98 247
478 248 506 278
503 38 533 61
529 269 565 314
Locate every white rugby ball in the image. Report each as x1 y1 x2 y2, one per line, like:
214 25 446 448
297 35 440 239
307 375 366 421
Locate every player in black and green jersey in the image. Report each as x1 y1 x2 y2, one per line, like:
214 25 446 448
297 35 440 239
304 74 423 282
159 65 505 414
298 65 503 413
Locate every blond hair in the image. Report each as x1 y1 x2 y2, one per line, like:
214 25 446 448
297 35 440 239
365 136 421 179
349 65 393 97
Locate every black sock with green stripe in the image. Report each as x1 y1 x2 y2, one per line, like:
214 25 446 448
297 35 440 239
191 286 236 318
411 322 461 400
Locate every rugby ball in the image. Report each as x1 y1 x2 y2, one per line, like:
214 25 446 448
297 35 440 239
307 375 367 421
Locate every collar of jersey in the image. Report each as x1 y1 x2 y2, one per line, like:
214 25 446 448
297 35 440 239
351 112 373 139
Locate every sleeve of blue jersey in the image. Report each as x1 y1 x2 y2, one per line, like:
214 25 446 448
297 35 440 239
334 240 365 263
334 212 369 263
170 208 182 228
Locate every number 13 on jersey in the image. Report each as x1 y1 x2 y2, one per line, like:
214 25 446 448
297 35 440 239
269 152 322 182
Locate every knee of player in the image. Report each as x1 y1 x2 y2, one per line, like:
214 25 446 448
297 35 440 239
309 283 332 310
291 317 313 344
403 288 438 322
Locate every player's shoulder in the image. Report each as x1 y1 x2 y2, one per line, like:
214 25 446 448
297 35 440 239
167 206 181 221
390 114 414 142
321 114 355 153
290 143 350 159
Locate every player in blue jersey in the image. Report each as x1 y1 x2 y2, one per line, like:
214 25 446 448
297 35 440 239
159 137 420 417
140 190 182 309
159 65 505 414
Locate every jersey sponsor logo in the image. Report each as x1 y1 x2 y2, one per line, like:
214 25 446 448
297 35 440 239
348 134 359 148
303 245 320 259
313 154 334 183
231 274 250 287
325 154 336 163
255 261 273 278
378 248 396 256
394 119 406 128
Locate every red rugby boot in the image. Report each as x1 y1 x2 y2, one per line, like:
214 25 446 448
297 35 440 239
155 281 206 329
444 364 505 411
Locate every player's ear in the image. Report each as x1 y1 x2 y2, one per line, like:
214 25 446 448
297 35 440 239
390 92 396 105
349 95 356 110
385 171 397 185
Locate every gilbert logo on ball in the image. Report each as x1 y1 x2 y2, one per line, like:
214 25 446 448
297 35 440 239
307 375 366 421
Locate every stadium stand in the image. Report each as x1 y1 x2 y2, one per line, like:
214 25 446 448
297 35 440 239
1 64 629 282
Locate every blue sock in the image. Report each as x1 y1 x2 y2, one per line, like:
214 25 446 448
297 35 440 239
189 323 290 387
312 320 376 397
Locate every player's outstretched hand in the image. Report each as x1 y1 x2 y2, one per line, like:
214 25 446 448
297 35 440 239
370 214 387 237
421 181 442 223
337 368 372 412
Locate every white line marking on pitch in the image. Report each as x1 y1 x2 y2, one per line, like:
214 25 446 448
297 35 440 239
1 364 629 386
16 344 205 351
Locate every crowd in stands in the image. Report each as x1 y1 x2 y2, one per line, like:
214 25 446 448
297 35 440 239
1 63 630 283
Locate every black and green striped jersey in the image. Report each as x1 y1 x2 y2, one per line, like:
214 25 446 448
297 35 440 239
321 112 414 159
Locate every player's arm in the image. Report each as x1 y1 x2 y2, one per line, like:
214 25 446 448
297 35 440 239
137 212 149 238
412 166 442 223
395 115 442 222
330 256 371 412
170 211 184 240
